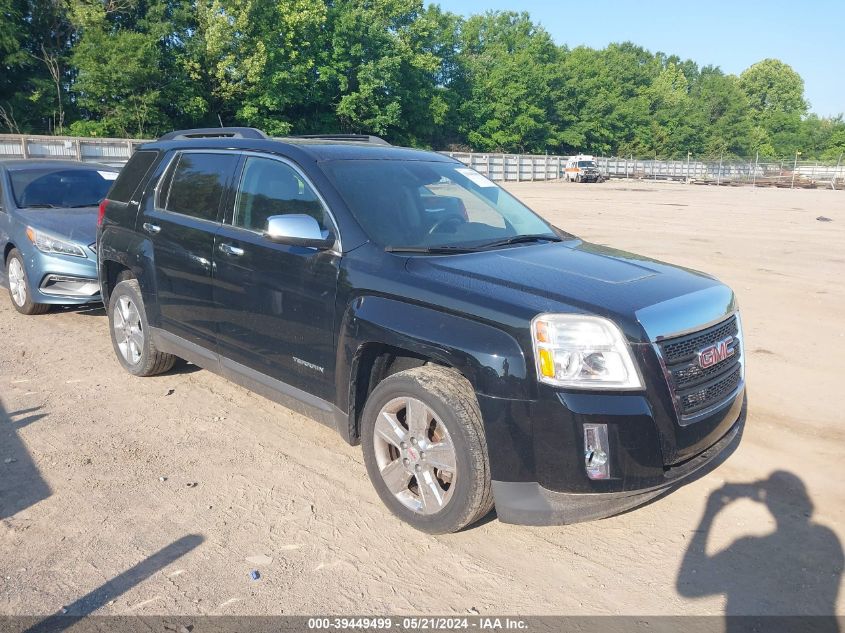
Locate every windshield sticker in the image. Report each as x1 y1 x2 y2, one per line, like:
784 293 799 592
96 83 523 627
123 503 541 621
456 168 496 188
98 171 119 180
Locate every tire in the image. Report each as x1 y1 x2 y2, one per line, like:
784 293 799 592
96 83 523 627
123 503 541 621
108 276 175 376
6 249 49 315
361 365 494 534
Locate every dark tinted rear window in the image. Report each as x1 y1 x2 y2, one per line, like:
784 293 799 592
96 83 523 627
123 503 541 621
109 150 158 203
165 153 238 222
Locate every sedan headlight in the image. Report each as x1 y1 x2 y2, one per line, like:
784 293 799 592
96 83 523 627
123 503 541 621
26 227 87 258
531 314 643 389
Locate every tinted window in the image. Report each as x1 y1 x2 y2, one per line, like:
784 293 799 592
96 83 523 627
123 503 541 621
10 168 118 208
109 150 158 202
233 157 328 232
165 153 238 222
321 160 553 248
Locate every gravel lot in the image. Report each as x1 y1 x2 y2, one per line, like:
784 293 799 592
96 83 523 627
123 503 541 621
1 179 843 616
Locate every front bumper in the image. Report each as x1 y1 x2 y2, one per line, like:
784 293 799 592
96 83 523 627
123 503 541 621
491 396 745 525
25 248 100 305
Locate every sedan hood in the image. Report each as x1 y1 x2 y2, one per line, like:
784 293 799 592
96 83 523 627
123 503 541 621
405 239 723 341
17 206 99 247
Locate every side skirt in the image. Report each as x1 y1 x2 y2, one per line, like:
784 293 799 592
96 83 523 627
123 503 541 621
151 327 349 438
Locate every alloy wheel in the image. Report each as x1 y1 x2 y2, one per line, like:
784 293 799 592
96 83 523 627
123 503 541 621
113 295 144 365
372 396 458 515
8 257 27 307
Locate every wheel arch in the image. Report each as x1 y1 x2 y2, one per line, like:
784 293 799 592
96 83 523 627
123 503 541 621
98 226 157 310
100 259 134 306
336 295 529 444
3 241 16 264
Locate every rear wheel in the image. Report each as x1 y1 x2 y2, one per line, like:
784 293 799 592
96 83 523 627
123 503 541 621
361 365 493 534
108 277 175 376
6 249 49 315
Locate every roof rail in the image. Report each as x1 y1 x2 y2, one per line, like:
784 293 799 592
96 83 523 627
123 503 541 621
158 127 268 141
287 134 391 146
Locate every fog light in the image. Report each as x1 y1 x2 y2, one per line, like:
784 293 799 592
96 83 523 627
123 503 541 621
584 423 610 480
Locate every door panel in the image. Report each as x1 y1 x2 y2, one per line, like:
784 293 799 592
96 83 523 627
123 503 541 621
140 151 239 348
213 155 339 402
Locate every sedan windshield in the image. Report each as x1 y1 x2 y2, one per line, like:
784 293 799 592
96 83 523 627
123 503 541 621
10 168 118 209
320 160 557 250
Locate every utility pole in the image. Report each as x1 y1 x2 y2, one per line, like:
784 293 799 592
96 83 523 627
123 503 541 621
752 151 758 188
791 151 801 188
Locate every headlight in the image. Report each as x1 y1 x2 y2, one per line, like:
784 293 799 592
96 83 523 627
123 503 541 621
531 313 643 389
26 227 87 258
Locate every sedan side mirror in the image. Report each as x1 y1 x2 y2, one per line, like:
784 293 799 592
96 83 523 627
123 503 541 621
265 214 335 249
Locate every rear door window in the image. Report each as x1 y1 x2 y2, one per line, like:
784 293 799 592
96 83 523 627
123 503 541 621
164 152 239 222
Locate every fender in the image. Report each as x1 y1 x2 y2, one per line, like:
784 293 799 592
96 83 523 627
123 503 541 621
98 223 159 319
336 295 529 416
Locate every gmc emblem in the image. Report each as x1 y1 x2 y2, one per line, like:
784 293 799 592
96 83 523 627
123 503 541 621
697 336 735 369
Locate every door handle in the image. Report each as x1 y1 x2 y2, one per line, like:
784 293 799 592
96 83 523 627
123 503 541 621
142 222 161 235
219 243 245 257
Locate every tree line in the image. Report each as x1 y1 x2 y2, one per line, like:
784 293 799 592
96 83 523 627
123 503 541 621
1 0 843 159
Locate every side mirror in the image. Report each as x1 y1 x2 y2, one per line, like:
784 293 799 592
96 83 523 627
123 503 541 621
265 214 335 249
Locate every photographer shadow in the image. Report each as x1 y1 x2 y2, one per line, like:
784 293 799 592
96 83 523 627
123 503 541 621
677 471 843 631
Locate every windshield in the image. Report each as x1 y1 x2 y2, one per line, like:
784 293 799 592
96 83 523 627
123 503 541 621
9 167 118 209
320 160 556 249
577 161 596 168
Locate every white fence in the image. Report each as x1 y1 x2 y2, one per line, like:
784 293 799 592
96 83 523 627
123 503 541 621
445 152 844 189
442 152 565 181
0 134 150 165
2 134 843 189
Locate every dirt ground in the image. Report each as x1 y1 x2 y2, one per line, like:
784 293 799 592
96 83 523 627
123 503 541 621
1 179 843 617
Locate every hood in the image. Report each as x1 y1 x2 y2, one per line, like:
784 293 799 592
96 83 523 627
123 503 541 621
404 239 723 342
16 206 99 248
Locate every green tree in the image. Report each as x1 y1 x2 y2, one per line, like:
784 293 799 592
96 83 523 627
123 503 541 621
318 0 459 146
186 0 327 135
689 67 753 157
454 11 563 153
740 59 808 156
557 43 659 155
0 0 76 134
740 58 807 116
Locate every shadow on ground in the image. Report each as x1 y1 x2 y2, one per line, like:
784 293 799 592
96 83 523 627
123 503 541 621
22 534 204 633
0 399 50 520
677 470 843 631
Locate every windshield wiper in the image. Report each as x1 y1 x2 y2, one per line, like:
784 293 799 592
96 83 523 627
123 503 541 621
474 234 562 249
20 203 60 209
67 203 98 208
385 245 482 254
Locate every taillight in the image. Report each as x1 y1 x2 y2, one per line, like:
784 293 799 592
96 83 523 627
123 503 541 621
98 199 109 227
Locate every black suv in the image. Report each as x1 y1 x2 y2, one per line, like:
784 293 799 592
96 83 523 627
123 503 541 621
98 128 746 534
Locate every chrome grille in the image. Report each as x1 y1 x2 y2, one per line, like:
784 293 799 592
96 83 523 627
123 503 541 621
657 315 743 420
661 317 738 363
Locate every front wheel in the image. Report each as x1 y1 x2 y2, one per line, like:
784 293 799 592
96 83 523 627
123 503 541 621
108 277 175 376
361 365 493 534
6 249 49 315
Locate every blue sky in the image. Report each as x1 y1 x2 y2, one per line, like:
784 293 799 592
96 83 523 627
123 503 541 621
429 0 844 118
